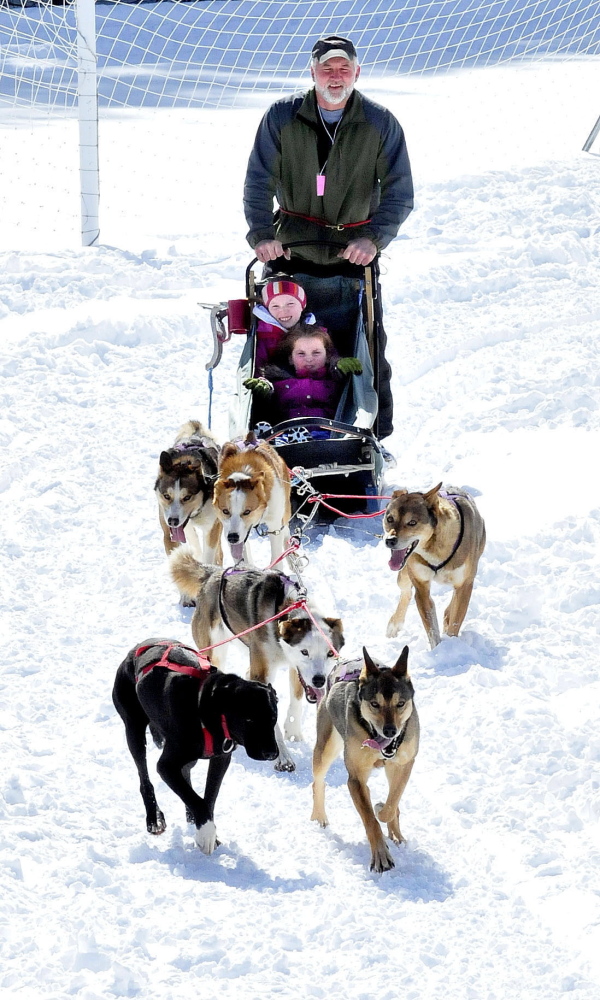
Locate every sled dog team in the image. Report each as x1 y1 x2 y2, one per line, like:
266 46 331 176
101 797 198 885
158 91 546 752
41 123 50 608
113 420 486 872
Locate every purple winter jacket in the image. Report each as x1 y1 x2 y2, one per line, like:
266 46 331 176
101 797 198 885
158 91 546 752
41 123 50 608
264 362 342 422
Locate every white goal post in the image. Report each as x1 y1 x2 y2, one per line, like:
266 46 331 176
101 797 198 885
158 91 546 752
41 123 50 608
1 0 599 247
76 0 99 245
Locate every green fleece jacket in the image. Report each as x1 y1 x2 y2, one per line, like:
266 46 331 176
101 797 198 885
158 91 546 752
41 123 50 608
243 88 414 265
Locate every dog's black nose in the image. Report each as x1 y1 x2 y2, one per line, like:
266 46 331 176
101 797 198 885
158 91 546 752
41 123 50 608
168 517 180 526
385 537 396 548
312 674 326 688
227 532 239 543
383 725 397 739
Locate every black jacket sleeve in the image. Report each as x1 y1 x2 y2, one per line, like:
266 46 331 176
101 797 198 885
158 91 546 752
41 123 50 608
361 108 414 250
243 104 283 248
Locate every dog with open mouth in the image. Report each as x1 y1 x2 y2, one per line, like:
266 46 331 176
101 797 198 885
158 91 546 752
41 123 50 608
212 432 291 567
155 420 222 604
311 646 419 872
383 483 486 648
169 548 344 772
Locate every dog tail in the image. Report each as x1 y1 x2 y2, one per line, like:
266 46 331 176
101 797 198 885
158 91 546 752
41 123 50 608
174 419 216 446
169 546 213 600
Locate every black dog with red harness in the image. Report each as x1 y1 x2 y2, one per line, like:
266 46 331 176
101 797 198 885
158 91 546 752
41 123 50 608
112 638 279 854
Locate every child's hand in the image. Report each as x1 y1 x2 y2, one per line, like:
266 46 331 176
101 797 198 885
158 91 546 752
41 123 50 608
243 377 274 397
336 357 363 376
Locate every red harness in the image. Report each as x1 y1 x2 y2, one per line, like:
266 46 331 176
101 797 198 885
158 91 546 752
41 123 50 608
134 641 233 757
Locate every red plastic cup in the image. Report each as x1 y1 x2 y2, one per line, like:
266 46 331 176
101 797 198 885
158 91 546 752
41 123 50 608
227 299 251 335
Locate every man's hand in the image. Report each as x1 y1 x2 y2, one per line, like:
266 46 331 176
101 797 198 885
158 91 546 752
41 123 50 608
243 377 274 397
338 237 378 266
254 240 291 263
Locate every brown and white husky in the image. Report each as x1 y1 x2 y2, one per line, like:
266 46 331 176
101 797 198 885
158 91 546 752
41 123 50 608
213 432 291 566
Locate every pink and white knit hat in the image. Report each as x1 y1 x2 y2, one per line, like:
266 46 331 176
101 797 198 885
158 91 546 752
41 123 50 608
262 279 307 309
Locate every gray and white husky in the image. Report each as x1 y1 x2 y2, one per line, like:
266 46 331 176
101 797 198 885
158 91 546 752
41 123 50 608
170 548 345 772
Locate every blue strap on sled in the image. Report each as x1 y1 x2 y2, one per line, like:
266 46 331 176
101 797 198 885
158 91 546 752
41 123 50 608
207 368 214 429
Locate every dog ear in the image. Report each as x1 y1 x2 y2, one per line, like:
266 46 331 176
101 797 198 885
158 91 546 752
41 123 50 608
322 617 344 649
392 645 410 678
391 488 408 499
423 482 443 503
360 647 379 682
159 451 173 474
245 431 258 446
278 618 310 642
220 441 239 461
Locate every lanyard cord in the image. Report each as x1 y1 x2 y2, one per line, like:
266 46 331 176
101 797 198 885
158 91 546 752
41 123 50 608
317 106 342 177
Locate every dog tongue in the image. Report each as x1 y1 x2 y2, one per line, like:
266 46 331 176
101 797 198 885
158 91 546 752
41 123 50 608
170 525 187 543
230 541 244 562
363 735 393 751
307 686 326 705
388 548 408 571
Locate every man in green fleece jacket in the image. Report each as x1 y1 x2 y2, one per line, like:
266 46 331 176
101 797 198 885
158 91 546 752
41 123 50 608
243 35 414 440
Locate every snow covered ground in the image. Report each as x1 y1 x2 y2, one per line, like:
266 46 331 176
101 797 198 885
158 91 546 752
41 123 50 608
1 58 600 999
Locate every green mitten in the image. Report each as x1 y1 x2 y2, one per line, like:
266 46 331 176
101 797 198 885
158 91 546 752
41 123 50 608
243 377 274 397
336 357 363 376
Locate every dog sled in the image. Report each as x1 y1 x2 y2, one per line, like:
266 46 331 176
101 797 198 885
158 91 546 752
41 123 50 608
205 243 388 528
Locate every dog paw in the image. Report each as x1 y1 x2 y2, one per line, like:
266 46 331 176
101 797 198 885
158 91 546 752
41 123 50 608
274 757 296 773
195 820 218 854
387 829 405 846
310 811 329 828
385 620 400 638
370 842 395 873
147 810 166 835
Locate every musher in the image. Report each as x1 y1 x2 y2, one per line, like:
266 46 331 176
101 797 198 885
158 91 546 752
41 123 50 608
243 33 414 444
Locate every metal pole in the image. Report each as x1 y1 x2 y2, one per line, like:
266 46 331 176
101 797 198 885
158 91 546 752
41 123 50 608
583 114 600 153
76 0 99 245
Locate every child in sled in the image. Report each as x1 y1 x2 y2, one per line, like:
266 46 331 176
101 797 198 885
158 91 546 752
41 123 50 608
245 325 362 428
253 276 318 373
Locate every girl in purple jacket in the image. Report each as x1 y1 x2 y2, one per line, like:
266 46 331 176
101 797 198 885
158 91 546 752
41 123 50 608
253 276 317 374
245 325 362 426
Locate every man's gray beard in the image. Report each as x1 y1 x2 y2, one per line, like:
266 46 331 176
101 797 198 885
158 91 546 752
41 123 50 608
314 82 354 106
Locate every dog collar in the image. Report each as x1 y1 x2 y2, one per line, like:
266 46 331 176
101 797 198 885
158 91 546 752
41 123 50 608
361 721 407 758
296 668 326 705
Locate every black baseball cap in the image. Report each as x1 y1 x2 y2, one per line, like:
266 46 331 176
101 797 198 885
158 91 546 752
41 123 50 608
311 35 357 64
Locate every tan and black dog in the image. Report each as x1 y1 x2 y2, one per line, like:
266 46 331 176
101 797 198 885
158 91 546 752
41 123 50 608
383 483 486 648
170 549 344 772
213 432 291 567
155 421 222 603
312 646 419 872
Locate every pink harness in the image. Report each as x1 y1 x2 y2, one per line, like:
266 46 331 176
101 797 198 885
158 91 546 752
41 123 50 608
134 641 233 757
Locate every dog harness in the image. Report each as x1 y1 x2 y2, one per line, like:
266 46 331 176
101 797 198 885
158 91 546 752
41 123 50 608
216 570 334 704
173 438 216 454
134 641 234 757
330 662 408 758
421 492 465 574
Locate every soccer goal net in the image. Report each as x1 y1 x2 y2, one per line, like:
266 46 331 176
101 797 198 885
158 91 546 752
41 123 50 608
1 0 599 248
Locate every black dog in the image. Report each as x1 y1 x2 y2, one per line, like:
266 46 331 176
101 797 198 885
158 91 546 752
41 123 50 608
112 638 279 853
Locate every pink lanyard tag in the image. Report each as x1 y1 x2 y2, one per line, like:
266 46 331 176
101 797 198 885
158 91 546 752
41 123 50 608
316 173 326 197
